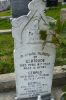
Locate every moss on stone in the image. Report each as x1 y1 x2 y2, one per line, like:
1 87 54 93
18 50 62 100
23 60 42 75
39 30 47 41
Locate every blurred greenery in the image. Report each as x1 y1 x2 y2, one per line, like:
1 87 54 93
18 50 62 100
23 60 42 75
62 86 66 100
46 4 66 66
46 3 66 20
0 4 66 74
0 19 11 29
0 10 11 17
0 33 14 74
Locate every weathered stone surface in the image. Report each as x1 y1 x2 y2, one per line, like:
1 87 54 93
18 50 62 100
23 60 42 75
52 88 63 100
0 88 63 100
0 66 66 92
0 91 16 100
0 0 10 11
58 0 63 2
12 0 56 99
0 29 11 34
53 65 66 87
11 0 57 98
0 73 16 92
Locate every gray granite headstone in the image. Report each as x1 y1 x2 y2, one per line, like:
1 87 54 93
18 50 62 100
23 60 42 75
10 0 31 18
64 0 66 2
46 0 58 7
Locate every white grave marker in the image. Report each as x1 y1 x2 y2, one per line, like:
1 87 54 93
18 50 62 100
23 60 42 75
12 0 56 99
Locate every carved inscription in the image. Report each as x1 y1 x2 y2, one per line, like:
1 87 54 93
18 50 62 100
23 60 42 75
14 44 55 98
12 0 56 99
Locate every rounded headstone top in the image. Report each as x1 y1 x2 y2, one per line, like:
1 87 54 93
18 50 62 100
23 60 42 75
28 0 46 13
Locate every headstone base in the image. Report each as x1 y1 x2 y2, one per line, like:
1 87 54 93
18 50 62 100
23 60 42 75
15 94 55 100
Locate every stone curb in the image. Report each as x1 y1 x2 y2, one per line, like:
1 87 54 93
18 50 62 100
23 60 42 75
0 66 66 92
0 16 11 19
0 73 16 92
53 65 66 87
0 29 12 34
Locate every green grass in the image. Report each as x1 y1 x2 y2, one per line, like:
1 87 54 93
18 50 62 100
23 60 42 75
55 24 66 66
0 10 11 17
46 4 66 20
0 33 14 74
0 4 66 74
62 86 66 100
46 4 66 66
0 19 11 29
63 86 66 92
46 7 60 20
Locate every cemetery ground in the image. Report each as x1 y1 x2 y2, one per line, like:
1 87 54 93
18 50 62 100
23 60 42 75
45 4 66 66
0 31 66 74
0 10 11 17
0 33 14 74
62 86 66 99
0 4 66 74
0 19 11 29
0 3 66 100
46 3 66 19
0 9 11 29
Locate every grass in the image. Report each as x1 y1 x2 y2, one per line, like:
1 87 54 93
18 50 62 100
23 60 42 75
0 19 11 29
0 10 11 17
55 24 66 66
46 4 66 66
46 4 66 20
0 4 66 74
62 86 66 100
0 33 14 74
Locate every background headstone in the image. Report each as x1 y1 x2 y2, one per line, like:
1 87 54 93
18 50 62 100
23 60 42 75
0 0 10 11
46 0 58 7
58 0 63 3
64 0 66 2
10 0 32 18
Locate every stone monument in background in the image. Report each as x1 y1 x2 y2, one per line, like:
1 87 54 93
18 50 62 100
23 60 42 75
0 0 10 11
10 0 31 18
46 0 58 7
12 0 56 99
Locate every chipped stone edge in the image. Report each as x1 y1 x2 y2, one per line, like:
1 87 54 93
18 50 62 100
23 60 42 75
0 66 66 92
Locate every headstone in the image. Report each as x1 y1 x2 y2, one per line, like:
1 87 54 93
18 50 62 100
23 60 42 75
46 0 58 7
0 0 10 11
58 0 63 3
64 0 66 3
12 0 56 99
10 0 32 18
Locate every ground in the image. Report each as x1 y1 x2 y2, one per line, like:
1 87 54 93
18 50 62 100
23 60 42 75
0 4 66 73
0 88 65 100
0 10 11 17
0 19 11 29
46 4 66 66
0 3 66 100
0 33 14 74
